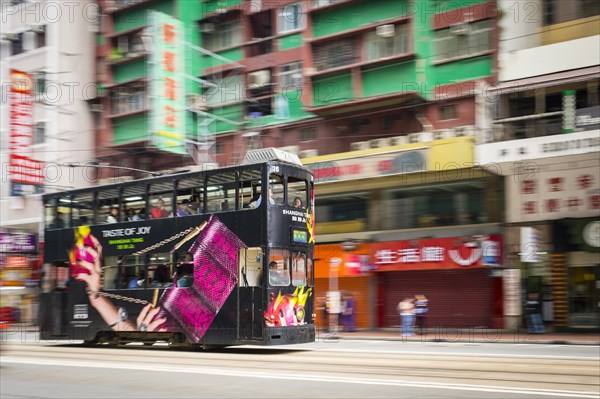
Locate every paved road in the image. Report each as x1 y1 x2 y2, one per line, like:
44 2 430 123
1 339 598 398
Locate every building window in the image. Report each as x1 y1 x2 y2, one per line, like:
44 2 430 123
9 33 24 56
364 24 409 61
203 74 243 107
543 0 599 25
434 19 492 62
35 71 46 103
203 22 242 52
313 38 358 71
110 85 147 115
113 30 148 59
383 181 487 230
34 121 46 144
278 3 305 33
440 104 457 120
279 62 303 89
300 128 316 142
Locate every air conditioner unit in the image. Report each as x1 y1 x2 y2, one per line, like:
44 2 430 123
29 24 45 34
278 145 299 155
247 70 271 88
389 136 408 146
369 138 390 149
299 149 319 158
376 24 395 38
350 141 369 151
454 125 477 137
450 23 470 35
89 104 103 113
187 94 208 111
433 129 454 140
201 23 215 33
408 132 433 143
2 33 19 42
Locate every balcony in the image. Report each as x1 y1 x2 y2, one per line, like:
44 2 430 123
492 113 564 142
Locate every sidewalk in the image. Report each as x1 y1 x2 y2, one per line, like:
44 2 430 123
324 328 600 345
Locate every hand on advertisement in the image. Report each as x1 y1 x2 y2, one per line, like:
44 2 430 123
136 304 167 332
74 234 103 295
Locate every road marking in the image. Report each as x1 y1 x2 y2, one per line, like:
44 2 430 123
3 356 598 398
304 346 598 360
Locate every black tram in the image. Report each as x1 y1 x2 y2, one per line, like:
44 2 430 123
39 149 315 348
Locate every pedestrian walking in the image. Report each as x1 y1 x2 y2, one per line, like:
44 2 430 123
397 297 415 336
525 292 545 333
414 294 429 334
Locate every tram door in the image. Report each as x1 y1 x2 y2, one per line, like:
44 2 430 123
237 248 264 340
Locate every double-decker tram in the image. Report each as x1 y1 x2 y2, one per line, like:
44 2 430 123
39 149 315 348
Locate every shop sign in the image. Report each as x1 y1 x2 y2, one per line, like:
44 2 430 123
476 129 600 164
0 232 37 253
503 268 521 316
507 159 600 222
314 243 372 278
520 227 542 263
306 149 427 183
150 11 186 154
575 106 600 132
9 69 44 187
371 235 503 271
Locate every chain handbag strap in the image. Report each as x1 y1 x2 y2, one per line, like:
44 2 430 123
87 288 151 305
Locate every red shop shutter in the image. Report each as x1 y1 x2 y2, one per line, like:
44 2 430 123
382 268 493 329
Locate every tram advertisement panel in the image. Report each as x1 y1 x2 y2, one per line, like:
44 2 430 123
55 215 245 343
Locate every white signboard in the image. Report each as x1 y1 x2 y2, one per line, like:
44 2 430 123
506 156 600 223
503 269 521 316
520 227 542 263
476 130 600 165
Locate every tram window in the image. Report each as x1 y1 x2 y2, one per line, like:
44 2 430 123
288 177 307 209
292 252 307 286
57 196 73 228
72 192 94 226
176 178 202 216
239 169 262 209
44 198 58 229
175 252 194 288
269 174 284 205
41 260 69 293
207 172 236 212
123 184 146 221
239 247 263 287
97 188 120 224
148 252 173 287
269 249 291 286
149 181 173 219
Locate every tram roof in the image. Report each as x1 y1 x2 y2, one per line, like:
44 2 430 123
242 148 303 167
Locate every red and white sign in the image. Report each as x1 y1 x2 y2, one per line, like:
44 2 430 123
371 235 503 271
9 69 44 185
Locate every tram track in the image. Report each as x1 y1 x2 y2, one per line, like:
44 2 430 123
2 343 599 394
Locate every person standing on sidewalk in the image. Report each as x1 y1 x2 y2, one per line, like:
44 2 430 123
397 297 416 336
525 292 545 334
414 294 429 334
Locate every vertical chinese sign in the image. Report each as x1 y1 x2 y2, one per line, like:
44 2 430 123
9 70 44 195
150 11 186 154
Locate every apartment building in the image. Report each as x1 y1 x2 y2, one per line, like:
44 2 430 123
0 0 96 322
477 0 600 331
